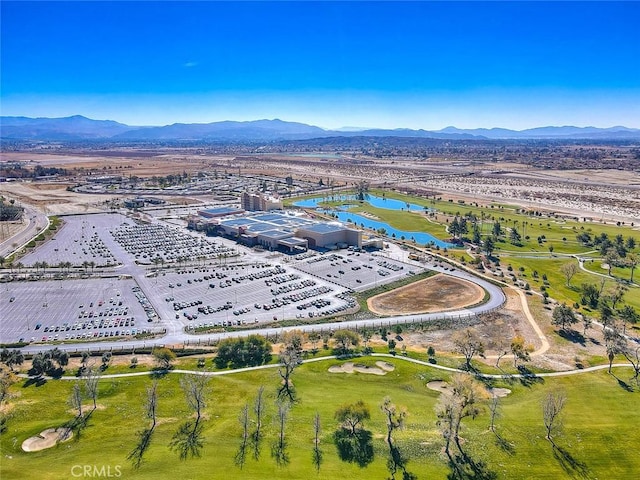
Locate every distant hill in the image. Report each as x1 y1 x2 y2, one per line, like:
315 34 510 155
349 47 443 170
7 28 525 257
1 115 639 141
114 119 328 141
0 115 133 139
436 125 640 139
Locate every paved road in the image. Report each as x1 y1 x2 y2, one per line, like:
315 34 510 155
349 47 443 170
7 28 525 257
0 202 49 258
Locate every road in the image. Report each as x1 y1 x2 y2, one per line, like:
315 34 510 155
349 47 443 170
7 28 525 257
0 202 49 258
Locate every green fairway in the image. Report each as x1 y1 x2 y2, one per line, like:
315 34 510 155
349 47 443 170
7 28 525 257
2 358 639 480
290 190 640 315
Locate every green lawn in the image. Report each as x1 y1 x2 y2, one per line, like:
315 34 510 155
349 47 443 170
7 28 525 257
292 189 640 313
2 359 639 479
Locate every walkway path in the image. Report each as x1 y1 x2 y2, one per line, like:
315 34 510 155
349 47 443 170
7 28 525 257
19 353 633 381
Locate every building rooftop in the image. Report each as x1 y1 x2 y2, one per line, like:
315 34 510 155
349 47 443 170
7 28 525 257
298 222 350 234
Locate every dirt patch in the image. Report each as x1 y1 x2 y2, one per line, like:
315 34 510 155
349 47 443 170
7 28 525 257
22 427 73 452
328 361 393 376
367 274 485 315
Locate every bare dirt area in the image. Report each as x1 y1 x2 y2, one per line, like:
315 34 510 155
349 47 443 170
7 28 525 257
1 151 231 178
367 274 485 316
393 288 539 357
1 182 120 215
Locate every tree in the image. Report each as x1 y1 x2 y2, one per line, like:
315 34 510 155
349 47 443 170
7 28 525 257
308 331 321 354
153 347 176 370
128 380 159 469
452 328 485 370
335 400 370 436
580 283 600 308
483 236 495 257
381 397 413 480
435 374 487 461
252 386 265 460
542 391 566 447
560 262 578 287
622 345 640 384
215 335 272 369
1 349 24 372
488 396 501 434
278 340 302 402
69 382 84 418
604 327 627 373
355 180 369 201
101 352 112 370
271 399 290 466
361 329 373 353
170 373 210 460
608 283 627 310
599 301 615 329
333 329 360 355
626 252 638 283
30 352 53 377
619 305 639 334
509 227 522 245
235 403 250 468
492 222 502 237
83 367 101 411
0 367 17 404
581 314 593 336
510 335 532 368
604 248 619 276
551 303 579 331
312 412 323 472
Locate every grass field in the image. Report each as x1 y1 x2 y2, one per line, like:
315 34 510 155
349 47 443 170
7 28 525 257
290 190 640 316
2 358 639 480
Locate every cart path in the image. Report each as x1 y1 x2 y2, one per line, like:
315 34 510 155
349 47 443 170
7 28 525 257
18 353 634 381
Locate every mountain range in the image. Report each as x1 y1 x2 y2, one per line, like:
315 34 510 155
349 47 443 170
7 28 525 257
1 115 639 141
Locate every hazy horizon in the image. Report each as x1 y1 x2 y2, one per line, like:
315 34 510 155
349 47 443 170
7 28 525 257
2 2 639 130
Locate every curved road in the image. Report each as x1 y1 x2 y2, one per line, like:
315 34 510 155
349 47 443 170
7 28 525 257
0 202 49 258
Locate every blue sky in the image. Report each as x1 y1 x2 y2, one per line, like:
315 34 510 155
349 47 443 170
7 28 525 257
1 1 639 129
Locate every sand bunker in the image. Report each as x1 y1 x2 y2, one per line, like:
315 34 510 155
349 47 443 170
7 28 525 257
329 361 395 375
488 388 511 398
426 380 450 393
22 427 73 452
427 380 511 398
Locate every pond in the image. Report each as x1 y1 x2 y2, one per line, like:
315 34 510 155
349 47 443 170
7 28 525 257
293 195 452 248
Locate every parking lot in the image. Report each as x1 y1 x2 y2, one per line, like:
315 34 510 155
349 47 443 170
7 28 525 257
0 278 162 344
1 211 440 345
291 250 422 291
148 261 355 332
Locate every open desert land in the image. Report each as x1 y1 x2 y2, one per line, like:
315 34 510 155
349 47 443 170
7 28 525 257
2 147 640 480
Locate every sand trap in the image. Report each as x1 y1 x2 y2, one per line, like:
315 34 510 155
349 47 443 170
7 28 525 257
488 388 511 398
427 381 511 398
426 381 450 393
376 361 395 372
328 361 394 375
22 428 73 452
